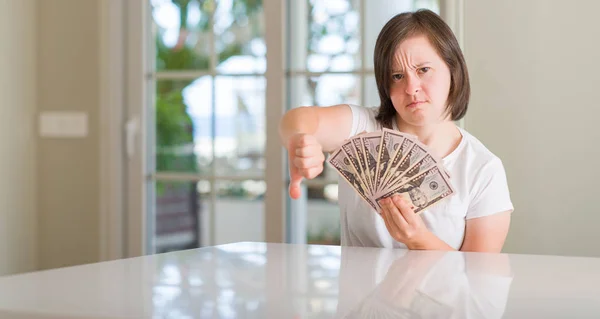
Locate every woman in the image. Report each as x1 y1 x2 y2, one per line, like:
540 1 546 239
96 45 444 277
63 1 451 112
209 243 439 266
279 9 513 252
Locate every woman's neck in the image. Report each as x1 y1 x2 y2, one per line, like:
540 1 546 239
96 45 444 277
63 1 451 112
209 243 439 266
395 117 462 159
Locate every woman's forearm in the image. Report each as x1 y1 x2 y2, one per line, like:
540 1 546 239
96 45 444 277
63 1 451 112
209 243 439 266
406 231 456 251
279 107 320 148
279 104 353 153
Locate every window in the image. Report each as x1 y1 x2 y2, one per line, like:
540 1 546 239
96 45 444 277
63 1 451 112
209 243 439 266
139 0 442 254
149 0 267 253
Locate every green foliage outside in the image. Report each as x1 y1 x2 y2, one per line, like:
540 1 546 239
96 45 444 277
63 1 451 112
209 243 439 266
154 0 263 194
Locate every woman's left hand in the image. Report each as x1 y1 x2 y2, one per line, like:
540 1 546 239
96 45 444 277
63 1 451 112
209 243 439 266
379 195 431 247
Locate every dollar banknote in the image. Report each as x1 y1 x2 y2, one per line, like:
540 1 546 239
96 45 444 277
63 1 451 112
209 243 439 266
374 129 406 193
378 136 417 192
327 130 453 214
361 133 383 194
328 147 377 210
375 165 454 214
379 153 439 195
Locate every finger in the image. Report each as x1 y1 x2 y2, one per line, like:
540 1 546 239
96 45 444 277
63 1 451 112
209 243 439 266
384 196 409 229
288 152 302 199
289 174 303 199
294 155 324 169
295 133 318 148
300 165 323 179
382 200 403 242
379 201 396 235
295 144 323 158
394 195 417 223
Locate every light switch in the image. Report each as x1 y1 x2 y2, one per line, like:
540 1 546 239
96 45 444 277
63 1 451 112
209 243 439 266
39 111 88 138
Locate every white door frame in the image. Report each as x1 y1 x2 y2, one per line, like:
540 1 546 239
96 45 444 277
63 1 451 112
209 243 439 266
98 0 150 259
263 0 287 244
98 0 126 261
124 0 152 258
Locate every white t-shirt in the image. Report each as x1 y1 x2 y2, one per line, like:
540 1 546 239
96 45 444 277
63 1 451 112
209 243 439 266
339 105 514 250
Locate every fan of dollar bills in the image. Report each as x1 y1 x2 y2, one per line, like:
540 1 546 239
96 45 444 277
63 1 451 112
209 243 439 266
327 128 454 214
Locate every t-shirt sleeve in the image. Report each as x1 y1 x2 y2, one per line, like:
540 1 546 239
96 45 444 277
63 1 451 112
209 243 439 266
466 157 514 219
347 104 379 138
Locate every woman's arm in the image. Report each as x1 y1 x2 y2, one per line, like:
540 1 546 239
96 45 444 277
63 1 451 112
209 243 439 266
380 196 511 252
380 196 457 251
460 211 511 253
460 157 513 252
278 104 354 153
407 211 511 252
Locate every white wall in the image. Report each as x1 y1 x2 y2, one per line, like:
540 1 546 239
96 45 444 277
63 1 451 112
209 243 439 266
0 0 37 275
0 0 102 275
463 0 600 257
36 0 101 270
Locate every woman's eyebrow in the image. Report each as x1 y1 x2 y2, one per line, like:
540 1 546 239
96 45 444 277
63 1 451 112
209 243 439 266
392 62 432 73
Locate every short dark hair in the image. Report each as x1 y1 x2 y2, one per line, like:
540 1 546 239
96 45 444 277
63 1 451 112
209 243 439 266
373 9 470 128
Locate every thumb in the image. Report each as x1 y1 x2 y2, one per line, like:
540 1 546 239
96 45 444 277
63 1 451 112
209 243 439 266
288 151 303 199
289 172 303 199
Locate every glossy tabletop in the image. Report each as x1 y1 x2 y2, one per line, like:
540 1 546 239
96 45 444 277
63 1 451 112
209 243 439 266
0 242 599 318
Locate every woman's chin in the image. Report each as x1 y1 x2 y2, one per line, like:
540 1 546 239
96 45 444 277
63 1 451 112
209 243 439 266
401 112 429 127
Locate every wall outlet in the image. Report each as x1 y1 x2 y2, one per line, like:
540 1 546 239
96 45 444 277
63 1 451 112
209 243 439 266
39 111 88 138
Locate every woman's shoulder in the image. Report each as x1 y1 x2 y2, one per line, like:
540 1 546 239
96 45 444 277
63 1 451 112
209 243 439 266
347 104 382 135
347 104 379 118
453 128 514 217
455 128 506 172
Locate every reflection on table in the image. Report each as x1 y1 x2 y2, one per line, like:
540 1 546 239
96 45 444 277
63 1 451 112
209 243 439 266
1 242 600 318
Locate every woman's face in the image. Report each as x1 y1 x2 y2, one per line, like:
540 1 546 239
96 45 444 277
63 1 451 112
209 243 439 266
389 35 452 128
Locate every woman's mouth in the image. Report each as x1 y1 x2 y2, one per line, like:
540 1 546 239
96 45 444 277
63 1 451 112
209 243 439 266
407 101 425 108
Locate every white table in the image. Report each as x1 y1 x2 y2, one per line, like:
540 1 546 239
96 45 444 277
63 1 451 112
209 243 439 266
0 242 599 318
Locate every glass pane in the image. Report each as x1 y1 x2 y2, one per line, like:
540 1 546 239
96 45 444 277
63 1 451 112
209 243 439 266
288 74 360 108
365 0 440 69
151 0 212 71
215 0 265 74
214 76 265 177
307 183 340 245
215 180 265 245
156 78 212 174
289 0 360 72
154 180 209 253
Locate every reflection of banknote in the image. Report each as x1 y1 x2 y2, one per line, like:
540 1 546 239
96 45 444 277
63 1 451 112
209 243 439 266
375 166 455 214
328 148 377 210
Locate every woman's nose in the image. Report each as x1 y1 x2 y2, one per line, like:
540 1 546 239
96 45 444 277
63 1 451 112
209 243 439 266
404 73 421 95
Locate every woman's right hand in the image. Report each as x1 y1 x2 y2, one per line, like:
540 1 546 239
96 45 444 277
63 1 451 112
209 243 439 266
288 133 325 199
279 104 354 199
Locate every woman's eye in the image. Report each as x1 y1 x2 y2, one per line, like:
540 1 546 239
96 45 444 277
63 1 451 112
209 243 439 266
392 74 403 80
419 67 431 73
